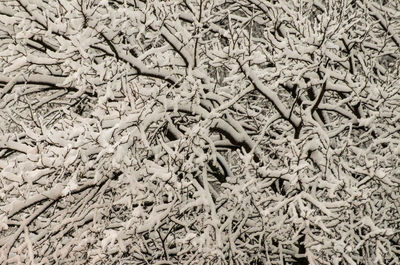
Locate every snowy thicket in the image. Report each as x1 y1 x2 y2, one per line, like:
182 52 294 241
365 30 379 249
0 0 399 264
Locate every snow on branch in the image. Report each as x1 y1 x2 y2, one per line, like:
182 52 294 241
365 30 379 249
0 0 399 264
